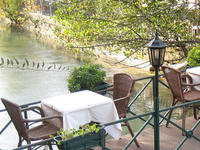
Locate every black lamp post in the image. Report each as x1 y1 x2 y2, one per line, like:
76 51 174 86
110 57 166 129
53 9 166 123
146 33 167 150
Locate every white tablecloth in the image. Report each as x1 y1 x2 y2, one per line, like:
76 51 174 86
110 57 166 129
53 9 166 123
186 66 200 91
41 90 122 139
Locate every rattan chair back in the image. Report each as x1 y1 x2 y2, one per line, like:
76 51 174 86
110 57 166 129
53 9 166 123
162 65 200 131
162 65 184 102
1 98 61 149
1 98 29 140
113 73 135 118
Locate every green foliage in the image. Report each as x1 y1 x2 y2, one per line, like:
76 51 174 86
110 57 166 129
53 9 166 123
0 0 23 24
67 63 106 92
56 123 101 145
53 0 200 58
0 8 6 18
187 45 200 67
0 0 36 25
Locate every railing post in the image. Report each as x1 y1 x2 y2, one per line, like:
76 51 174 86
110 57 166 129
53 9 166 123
23 110 29 129
153 66 160 150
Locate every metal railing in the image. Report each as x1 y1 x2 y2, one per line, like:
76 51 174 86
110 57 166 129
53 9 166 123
1 72 200 150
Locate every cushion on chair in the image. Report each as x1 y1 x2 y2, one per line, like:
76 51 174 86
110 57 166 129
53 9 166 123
27 123 59 141
184 90 200 102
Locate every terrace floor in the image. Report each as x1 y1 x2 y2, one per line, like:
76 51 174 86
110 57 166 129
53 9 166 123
95 117 200 150
1 116 200 150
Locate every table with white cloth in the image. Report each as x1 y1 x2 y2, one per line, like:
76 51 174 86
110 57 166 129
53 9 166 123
41 90 122 139
186 66 200 91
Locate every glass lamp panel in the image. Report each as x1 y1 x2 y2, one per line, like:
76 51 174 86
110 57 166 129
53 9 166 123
160 48 166 65
154 49 160 66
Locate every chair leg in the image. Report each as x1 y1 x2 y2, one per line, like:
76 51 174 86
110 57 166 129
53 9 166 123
125 121 140 147
102 133 107 150
18 136 22 147
193 106 197 120
166 99 177 127
166 109 173 127
182 106 187 136
26 140 31 150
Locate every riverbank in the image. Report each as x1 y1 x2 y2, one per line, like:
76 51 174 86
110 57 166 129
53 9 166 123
0 13 186 80
16 13 151 80
19 13 186 74
0 17 11 31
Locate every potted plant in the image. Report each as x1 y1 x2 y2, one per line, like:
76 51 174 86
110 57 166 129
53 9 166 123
54 123 109 150
67 63 111 92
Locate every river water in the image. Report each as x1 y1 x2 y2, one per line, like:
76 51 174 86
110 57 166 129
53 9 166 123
0 26 83 149
0 27 83 107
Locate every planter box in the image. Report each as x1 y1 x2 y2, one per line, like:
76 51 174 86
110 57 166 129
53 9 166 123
71 82 112 94
93 82 112 92
54 128 109 150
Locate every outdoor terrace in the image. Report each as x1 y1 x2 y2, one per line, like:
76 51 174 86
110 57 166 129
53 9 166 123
1 68 200 150
100 116 200 150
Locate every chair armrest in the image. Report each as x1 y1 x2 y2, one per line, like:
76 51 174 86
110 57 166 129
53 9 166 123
24 115 62 123
21 106 43 112
21 106 45 117
181 73 200 87
182 73 200 86
182 82 200 86
113 95 129 102
181 74 192 83
96 87 114 94
181 74 188 79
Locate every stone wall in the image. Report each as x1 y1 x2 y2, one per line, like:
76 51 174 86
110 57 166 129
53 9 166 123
21 13 64 49
0 16 11 31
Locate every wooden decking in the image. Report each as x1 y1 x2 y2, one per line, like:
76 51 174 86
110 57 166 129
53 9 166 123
95 117 200 150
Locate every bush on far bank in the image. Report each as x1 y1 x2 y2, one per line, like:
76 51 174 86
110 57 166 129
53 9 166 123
67 63 106 92
187 45 200 67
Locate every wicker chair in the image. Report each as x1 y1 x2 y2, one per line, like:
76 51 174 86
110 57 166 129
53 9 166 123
1 98 62 150
99 73 139 147
162 65 200 132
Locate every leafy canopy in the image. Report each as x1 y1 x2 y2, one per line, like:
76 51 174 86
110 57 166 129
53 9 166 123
0 0 36 24
54 0 200 60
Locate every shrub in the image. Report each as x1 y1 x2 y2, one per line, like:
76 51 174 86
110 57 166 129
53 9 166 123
56 123 101 143
187 45 200 67
67 63 106 92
